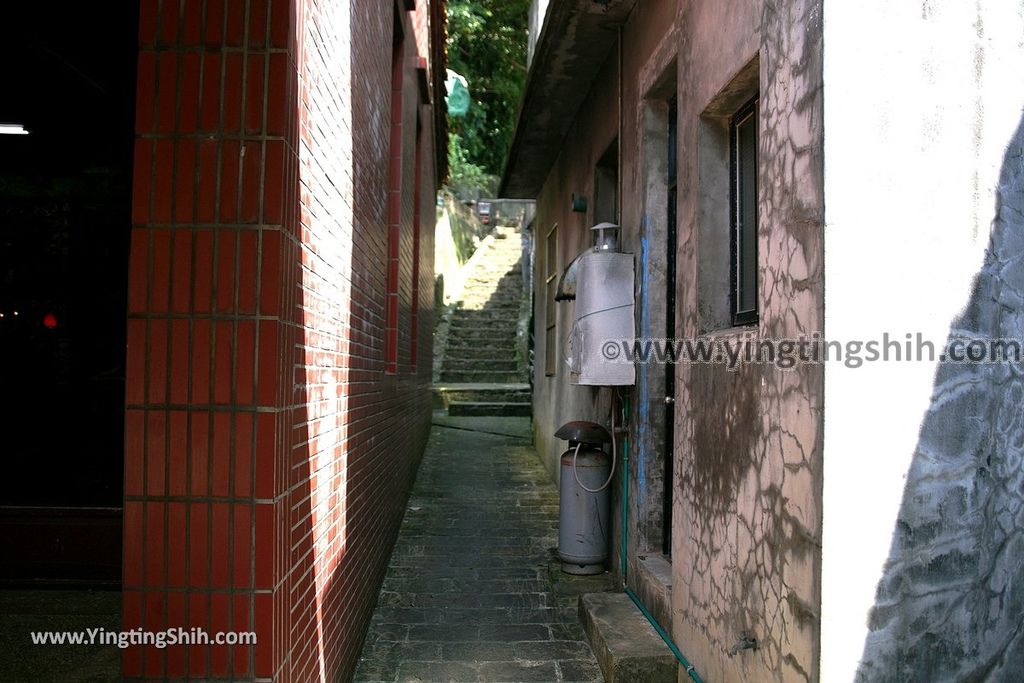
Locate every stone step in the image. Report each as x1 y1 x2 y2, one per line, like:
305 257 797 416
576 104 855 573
447 326 518 336
447 334 518 343
450 321 520 327
442 359 518 372
578 593 677 683
459 290 521 297
455 302 522 311
445 351 517 362
457 290 521 297
445 336 517 347
444 342 516 352
465 276 521 283
455 306 520 314
444 349 517 360
461 289 522 299
447 401 532 417
443 346 518 361
446 335 518 344
447 325 519 336
442 231 527 388
447 325 519 337
439 370 522 383
466 267 519 273
462 275 522 283
452 309 520 321
432 383 531 409
453 300 521 309
464 275 522 284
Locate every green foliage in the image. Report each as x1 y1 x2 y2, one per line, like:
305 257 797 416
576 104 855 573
446 0 530 182
448 132 498 197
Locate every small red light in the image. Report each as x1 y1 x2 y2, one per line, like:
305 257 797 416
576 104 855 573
43 313 58 329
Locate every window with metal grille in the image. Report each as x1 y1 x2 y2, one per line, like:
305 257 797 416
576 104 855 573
730 97 759 326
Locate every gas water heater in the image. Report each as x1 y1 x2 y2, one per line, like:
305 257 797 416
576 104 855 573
568 224 635 386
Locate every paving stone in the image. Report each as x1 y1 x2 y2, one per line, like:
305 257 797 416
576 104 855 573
513 640 594 661
476 593 547 609
477 626 557 643
373 608 443 625
558 659 604 682
442 608 516 625
354 418 601 682
409 623 481 641
477 624 552 642
442 641 517 662
354 657 399 683
366 641 443 663
549 623 587 641
396 660 480 682
477 661 559 682
366 623 410 642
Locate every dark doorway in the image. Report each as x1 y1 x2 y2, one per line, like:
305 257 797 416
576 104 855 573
0 2 138 585
663 96 677 557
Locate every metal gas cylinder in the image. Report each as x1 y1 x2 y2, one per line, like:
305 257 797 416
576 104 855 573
556 421 612 575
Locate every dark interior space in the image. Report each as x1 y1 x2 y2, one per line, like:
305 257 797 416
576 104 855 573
0 1 137 584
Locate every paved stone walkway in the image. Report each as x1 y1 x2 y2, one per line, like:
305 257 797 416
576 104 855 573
354 416 603 683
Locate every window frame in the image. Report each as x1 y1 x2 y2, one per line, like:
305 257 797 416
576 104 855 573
729 95 759 327
544 224 558 377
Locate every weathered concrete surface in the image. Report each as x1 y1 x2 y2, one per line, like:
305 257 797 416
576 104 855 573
672 0 824 681
353 418 602 682
578 592 676 683
822 2 1024 680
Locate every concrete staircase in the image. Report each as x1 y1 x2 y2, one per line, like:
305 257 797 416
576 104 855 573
434 226 531 417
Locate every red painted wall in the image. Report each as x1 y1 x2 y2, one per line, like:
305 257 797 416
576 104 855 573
123 0 438 679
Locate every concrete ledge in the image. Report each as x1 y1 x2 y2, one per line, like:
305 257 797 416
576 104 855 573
448 401 532 417
578 592 676 683
432 383 531 409
633 554 674 637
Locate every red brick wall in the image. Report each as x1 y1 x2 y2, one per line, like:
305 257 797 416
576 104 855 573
124 0 437 680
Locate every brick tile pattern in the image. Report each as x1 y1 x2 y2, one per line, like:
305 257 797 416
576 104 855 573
124 0 439 680
354 423 603 682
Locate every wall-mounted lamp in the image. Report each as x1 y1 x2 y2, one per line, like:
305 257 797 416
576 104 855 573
0 124 29 135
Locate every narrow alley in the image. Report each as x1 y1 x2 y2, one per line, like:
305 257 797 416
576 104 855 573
353 416 602 683
354 221 606 682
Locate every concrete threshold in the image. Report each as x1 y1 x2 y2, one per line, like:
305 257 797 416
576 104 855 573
579 592 677 683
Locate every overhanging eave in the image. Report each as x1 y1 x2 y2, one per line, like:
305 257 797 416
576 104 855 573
499 0 636 198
